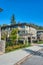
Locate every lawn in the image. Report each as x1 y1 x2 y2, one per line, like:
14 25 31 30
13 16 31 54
38 41 43 44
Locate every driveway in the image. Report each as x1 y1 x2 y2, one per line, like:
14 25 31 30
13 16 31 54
21 49 43 65
0 45 43 65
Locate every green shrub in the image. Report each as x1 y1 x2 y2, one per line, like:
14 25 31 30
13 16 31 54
5 46 13 52
5 43 31 53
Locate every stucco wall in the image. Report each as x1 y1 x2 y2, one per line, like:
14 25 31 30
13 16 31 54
0 40 5 53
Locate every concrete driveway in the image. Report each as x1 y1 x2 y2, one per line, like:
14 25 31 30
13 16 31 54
21 49 43 65
0 45 43 65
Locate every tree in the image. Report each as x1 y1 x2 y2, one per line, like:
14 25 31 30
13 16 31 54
1 30 8 40
11 14 16 25
2 24 7 27
9 28 18 45
0 8 3 12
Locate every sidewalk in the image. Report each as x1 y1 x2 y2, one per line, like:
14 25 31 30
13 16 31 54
0 45 43 65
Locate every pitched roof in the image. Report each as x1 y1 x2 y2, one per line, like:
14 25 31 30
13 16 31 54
1 23 29 29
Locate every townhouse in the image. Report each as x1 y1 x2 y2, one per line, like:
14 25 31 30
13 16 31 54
1 23 37 44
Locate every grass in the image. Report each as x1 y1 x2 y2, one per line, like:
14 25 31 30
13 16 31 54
38 40 43 44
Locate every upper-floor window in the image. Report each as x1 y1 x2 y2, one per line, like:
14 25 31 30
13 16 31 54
19 25 25 28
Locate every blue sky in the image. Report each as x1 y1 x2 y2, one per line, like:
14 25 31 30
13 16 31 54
0 0 43 26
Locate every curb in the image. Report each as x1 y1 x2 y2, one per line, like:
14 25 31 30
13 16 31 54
14 48 42 65
14 54 32 65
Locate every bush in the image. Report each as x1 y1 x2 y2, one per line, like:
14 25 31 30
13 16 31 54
5 43 31 53
6 41 13 48
5 46 13 52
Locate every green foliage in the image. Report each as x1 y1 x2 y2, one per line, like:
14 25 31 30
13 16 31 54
6 41 13 48
2 24 7 27
9 28 18 44
5 46 13 52
1 31 8 40
5 43 31 53
0 8 3 12
11 14 16 25
38 41 43 44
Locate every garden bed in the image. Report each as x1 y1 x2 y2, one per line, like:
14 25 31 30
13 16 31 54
5 43 31 53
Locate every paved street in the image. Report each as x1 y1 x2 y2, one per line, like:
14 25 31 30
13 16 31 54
0 45 43 65
21 49 43 65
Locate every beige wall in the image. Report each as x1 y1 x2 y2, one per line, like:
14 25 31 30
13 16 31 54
0 27 1 41
18 26 37 41
40 34 43 41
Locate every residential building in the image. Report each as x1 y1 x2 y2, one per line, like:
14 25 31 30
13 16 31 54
1 23 37 44
37 30 43 41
